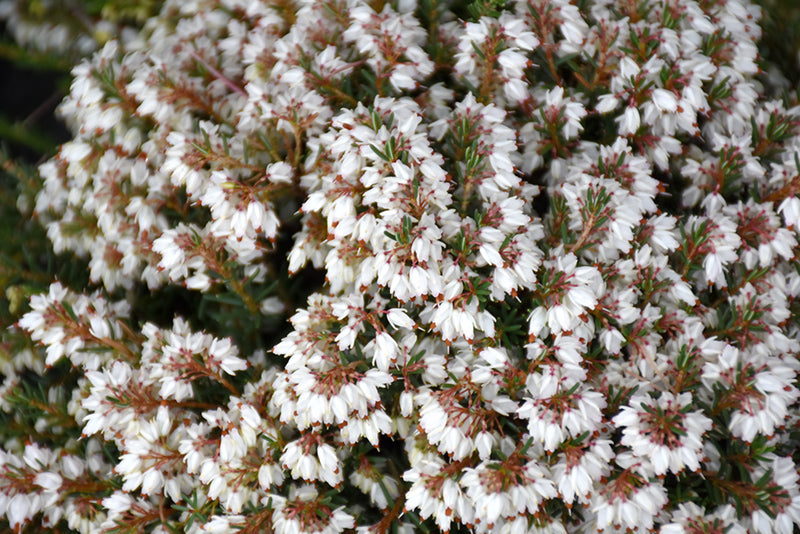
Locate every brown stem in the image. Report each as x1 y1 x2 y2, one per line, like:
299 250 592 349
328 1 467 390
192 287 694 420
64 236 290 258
544 47 562 85
292 125 304 169
701 469 759 511
211 151 269 176
188 50 246 96
62 479 113 494
237 506 274 533
211 370 240 396
765 174 800 203
228 277 260 316
460 173 475 214
372 487 407 534
567 212 598 253
93 335 138 361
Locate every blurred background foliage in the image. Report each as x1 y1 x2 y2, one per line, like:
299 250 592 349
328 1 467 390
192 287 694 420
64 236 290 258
756 0 800 90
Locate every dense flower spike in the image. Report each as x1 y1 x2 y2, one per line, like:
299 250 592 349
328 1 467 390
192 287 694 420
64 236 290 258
4 0 800 532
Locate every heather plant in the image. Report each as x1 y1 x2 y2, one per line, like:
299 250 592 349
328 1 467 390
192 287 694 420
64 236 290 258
3 0 800 533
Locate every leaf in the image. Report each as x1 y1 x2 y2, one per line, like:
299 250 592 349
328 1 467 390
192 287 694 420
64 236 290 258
370 144 390 162
404 511 430 533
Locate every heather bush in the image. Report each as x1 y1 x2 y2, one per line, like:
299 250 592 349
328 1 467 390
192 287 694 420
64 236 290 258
3 0 800 533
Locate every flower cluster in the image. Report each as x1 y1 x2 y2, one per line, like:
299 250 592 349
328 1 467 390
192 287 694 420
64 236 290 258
4 0 800 533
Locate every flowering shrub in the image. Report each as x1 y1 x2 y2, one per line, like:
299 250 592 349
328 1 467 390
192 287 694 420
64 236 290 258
5 0 800 532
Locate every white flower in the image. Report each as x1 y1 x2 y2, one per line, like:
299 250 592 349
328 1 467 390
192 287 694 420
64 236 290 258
614 392 712 476
404 457 472 531
386 308 415 330
702 345 799 442
350 459 400 510
271 486 355 534
618 105 641 136
518 370 606 451
591 457 668 533
551 440 615 506
371 331 399 371
651 89 679 113
461 457 557 528
661 503 746 534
